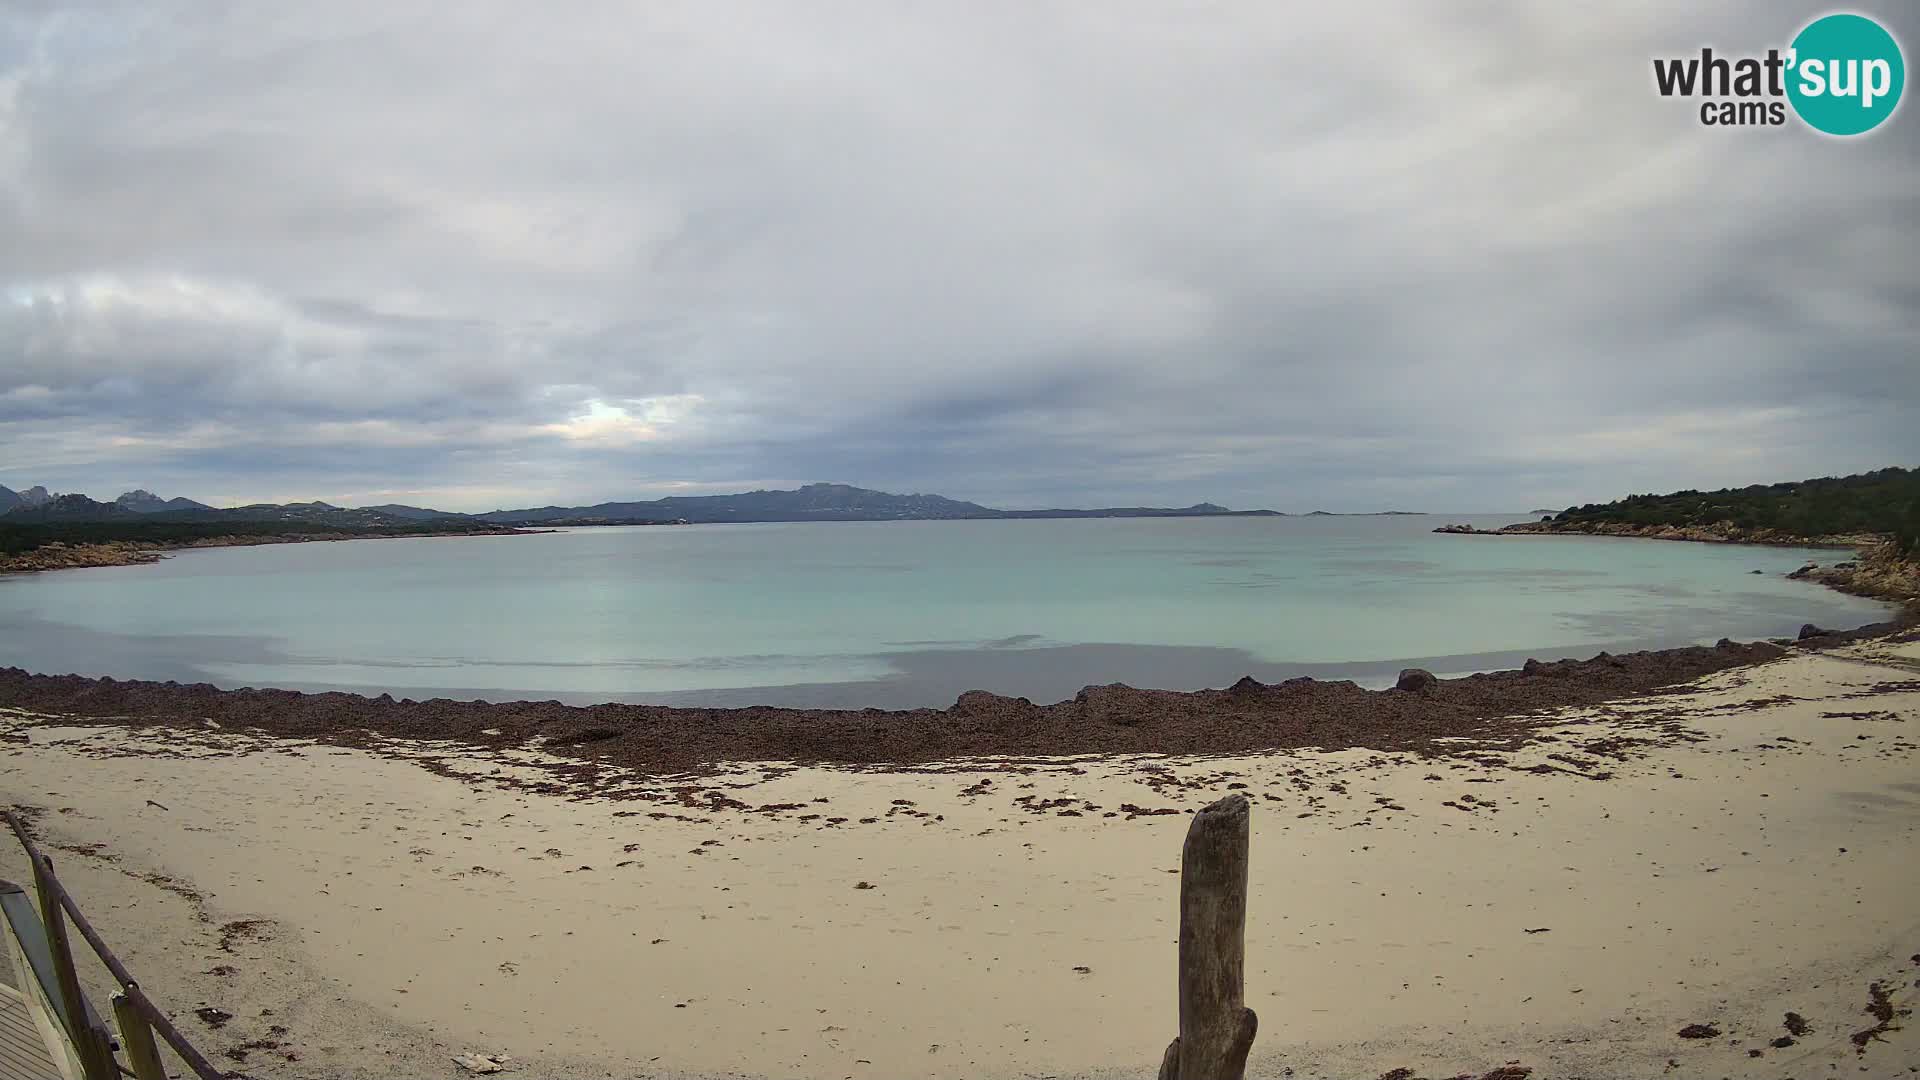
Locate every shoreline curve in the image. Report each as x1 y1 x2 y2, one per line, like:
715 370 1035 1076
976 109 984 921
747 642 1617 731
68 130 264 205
1 614 1912 775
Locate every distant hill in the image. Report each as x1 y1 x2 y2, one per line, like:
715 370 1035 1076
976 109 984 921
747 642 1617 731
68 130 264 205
3 495 447 529
4 481 1286 528
0 485 52 512
362 503 472 521
115 489 214 513
2 494 141 522
478 483 1281 524
480 483 994 524
172 501 444 528
2 485 209 517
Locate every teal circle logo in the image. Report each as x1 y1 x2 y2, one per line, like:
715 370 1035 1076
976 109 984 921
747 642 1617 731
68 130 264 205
1787 13 1905 135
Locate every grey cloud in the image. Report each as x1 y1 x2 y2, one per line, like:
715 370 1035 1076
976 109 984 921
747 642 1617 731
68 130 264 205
1 2 1916 512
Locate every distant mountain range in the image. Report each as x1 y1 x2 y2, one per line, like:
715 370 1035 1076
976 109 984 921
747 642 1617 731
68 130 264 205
1 491 452 528
2 486 212 516
113 489 214 513
0 485 52 513
2 481 1420 527
471 484 1285 524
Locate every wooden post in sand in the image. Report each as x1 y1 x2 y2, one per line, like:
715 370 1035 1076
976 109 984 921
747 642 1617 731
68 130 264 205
1157 793 1257 1080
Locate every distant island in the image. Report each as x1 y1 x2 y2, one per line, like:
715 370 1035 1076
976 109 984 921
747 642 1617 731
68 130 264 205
1303 510 1427 517
467 483 1286 525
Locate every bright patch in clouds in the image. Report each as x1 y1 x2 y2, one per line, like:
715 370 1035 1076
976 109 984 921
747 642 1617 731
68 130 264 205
543 396 705 446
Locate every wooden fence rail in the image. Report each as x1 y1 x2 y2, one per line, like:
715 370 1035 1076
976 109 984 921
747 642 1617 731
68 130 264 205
3 809 223 1080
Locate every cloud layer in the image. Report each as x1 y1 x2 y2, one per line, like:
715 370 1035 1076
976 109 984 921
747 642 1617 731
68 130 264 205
3 2 1916 511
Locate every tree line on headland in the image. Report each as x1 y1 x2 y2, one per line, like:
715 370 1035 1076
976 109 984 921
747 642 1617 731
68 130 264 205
0 517 516 558
1542 467 1920 553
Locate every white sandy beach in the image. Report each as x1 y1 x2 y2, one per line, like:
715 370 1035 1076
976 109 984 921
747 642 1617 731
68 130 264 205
3 641 1917 1080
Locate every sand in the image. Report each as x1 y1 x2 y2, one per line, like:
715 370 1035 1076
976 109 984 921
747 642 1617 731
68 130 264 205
2 642 1918 1079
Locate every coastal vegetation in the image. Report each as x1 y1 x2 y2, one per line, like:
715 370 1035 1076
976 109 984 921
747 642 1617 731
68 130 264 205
0 518 513 557
0 517 524 573
1545 466 1920 546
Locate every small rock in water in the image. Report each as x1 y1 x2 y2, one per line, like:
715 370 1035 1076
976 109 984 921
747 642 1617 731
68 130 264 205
1798 623 1828 640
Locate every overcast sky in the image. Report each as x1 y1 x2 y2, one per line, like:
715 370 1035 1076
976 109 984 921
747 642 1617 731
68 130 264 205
1 2 1915 513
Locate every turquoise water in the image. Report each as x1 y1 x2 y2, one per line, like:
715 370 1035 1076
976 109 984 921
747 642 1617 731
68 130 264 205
0 516 1891 708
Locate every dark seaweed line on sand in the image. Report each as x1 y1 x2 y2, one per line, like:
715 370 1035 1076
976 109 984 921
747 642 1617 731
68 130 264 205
2 615 1912 774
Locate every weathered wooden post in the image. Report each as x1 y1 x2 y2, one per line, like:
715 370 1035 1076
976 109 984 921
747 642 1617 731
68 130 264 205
34 854 119 1080
114 993 169 1080
1158 793 1257 1080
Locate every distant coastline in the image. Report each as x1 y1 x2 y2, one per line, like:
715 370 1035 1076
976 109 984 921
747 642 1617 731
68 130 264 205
0 480 1443 578
1433 518 1875 547
4 479 1440 530
0 525 536 576
0 513 1433 578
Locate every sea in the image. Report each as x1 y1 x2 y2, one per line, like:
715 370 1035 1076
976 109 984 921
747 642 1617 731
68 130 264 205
0 515 1892 709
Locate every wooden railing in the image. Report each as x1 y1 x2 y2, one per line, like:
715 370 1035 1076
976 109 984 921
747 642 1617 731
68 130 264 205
4 794 1259 1080
3 810 223 1080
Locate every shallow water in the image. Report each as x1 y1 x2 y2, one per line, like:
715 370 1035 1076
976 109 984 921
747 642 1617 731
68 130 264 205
0 515 1891 707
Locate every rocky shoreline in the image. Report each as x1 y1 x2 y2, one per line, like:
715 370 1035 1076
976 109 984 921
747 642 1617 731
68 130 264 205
0 540 169 572
1790 550 1920 613
0 528 535 575
2 614 1914 774
1433 521 1920 614
1433 518 1877 546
